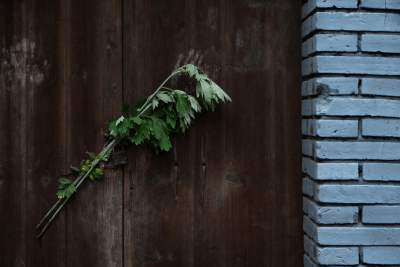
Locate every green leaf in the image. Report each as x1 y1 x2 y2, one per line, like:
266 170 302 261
157 92 174 103
152 109 165 118
133 120 150 145
167 115 176 128
59 178 73 185
187 95 202 113
107 118 118 133
210 82 231 102
130 116 142 125
116 117 133 134
86 151 97 160
159 127 172 151
70 165 79 172
121 102 130 116
151 119 163 140
116 116 124 126
152 98 159 109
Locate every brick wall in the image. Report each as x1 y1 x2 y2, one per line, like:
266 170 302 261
301 0 400 266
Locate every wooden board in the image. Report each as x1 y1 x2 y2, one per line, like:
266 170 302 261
0 0 303 266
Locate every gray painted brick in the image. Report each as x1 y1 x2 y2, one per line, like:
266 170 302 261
302 56 400 76
303 140 400 160
307 98 400 118
302 99 312 116
362 247 400 264
302 157 359 180
302 12 400 38
303 77 358 96
304 235 359 265
364 163 400 181
304 216 400 245
316 184 400 204
363 206 400 224
302 0 358 19
361 78 400 97
303 197 358 224
306 119 358 137
363 118 400 137
362 34 400 53
361 0 400 10
304 254 318 267
303 177 315 197
302 119 308 135
302 139 314 157
303 34 357 57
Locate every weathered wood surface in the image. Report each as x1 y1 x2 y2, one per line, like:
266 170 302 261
0 0 303 266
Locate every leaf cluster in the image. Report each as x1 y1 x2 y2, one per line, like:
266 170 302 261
106 64 231 154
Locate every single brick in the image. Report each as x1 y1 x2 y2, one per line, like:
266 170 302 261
302 81 308 96
302 157 359 180
361 78 400 97
304 216 400 245
308 98 400 118
361 0 400 10
303 197 358 224
302 56 400 76
363 206 400 223
362 34 400 53
303 177 315 197
302 0 359 19
364 163 400 181
302 12 400 38
302 139 314 157
304 140 400 160
303 34 357 57
302 99 312 116
303 77 358 96
307 119 358 137
362 118 400 137
316 184 400 204
302 119 308 135
304 235 359 265
362 247 400 264
304 254 318 267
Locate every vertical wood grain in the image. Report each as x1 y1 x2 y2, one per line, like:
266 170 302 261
26 0 67 265
0 1 28 266
66 0 123 266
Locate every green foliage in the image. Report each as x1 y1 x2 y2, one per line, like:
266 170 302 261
56 178 76 199
106 64 231 153
37 64 230 238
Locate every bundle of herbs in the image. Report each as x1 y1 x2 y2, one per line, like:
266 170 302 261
36 64 231 237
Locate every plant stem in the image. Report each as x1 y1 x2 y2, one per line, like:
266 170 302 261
137 70 181 113
36 139 116 237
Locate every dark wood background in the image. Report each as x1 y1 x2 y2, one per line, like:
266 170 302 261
0 0 303 266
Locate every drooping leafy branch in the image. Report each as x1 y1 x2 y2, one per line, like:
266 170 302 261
36 64 231 238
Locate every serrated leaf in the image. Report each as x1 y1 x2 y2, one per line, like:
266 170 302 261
59 178 72 185
130 116 142 125
131 97 148 117
152 109 165 118
133 120 150 145
210 82 231 102
188 95 202 113
116 116 124 126
70 165 79 172
117 117 133 134
159 127 172 151
151 119 163 140
121 102 130 116
167 115 176 128
107 118 118 133
157 92 174 103
152 98 159 109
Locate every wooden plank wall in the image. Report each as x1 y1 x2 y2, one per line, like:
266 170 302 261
0 0 303 266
